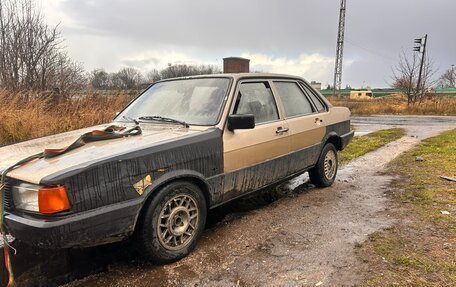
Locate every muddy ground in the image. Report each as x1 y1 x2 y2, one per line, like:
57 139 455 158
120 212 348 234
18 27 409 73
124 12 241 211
3 116 456 287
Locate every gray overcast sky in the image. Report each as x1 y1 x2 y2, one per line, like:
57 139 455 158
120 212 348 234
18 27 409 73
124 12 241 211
42 0 456 88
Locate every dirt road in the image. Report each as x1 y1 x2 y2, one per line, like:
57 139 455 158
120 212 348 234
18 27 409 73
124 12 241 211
60 116 454 287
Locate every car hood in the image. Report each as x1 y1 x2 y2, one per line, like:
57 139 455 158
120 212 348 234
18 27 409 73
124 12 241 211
0 123 205 184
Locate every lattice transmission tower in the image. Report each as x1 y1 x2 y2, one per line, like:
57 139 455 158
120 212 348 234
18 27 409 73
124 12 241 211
333 0 347 96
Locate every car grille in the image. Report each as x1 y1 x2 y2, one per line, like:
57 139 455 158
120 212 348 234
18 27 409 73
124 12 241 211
1 176 14 211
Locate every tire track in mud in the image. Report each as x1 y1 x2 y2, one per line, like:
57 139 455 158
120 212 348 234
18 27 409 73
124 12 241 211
66 131 435 287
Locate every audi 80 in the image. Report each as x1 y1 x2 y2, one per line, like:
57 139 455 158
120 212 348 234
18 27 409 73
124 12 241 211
0 73 353 263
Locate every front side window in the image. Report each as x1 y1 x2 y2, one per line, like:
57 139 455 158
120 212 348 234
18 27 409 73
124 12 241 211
274 81 314 117
234 82 279 124
115 78 230 125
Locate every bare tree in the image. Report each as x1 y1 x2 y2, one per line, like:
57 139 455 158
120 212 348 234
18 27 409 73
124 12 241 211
160 64 195 79
392 51 437 105
89 64 221 90
111 67 143 89
89 69 111 89
159 64 220 80
439 65 456 88
197 64 221 75
47 52 86 93
0 0 84 91
145 69 161 84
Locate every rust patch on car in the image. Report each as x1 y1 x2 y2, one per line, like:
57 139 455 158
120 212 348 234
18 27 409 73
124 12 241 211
133 174 152 195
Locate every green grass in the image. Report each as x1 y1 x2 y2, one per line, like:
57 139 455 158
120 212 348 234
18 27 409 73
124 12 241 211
360 129 456 286
339 128 406 165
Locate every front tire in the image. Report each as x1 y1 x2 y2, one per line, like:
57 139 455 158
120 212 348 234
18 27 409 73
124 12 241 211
309 143 338 187
135 181 207 264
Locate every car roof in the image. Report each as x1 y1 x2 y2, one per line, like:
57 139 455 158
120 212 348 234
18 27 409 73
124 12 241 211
157 73 306 82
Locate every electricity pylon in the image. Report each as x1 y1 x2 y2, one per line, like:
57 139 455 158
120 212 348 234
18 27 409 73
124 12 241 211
333 0 347 97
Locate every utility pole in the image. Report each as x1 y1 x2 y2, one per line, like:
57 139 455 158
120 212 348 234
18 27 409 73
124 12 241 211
333 0 347 97
414 34 427 95
452 64 455 87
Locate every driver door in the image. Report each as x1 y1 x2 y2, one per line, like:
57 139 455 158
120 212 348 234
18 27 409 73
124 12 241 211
222 80 290 200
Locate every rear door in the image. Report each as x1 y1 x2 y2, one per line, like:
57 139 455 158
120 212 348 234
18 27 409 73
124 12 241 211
272 80 326 172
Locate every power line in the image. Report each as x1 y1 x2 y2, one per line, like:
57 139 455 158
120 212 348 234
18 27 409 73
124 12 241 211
345 37 397 62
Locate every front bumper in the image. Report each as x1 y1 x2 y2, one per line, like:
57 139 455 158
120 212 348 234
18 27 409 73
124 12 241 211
4 199 142 248
340 130 355 150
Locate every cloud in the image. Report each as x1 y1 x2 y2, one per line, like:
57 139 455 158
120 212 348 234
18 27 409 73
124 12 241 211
119 49 217 71
39 0 456 87
242 53 351 84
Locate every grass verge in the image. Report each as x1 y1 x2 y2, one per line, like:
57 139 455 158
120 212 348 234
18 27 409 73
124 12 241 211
339 128 406 165
359 129 456 286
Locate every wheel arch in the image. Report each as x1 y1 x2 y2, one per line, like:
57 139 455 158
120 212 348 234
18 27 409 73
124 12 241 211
323 132 343 151
132 170 211 232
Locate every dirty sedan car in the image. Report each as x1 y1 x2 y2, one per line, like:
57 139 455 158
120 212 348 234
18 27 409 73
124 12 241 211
0 73 353 263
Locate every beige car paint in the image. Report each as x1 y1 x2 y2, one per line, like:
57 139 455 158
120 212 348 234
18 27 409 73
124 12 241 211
286 115 326 152
322 107 351 125
223 121 290 172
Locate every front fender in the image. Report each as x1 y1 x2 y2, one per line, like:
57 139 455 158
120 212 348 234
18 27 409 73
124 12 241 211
132 169 211 230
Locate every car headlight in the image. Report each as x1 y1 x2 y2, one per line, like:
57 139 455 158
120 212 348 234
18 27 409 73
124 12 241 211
12 183 40 212
12 183 71 214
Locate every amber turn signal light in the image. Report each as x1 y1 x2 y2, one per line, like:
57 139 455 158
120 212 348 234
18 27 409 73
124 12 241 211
38 186 71 214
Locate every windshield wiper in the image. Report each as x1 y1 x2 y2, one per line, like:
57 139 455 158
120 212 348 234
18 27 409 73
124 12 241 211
138 116 189 128
122 116 139 125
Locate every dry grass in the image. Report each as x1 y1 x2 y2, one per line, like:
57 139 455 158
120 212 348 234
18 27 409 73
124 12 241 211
0 89 135 146
1 90 454 147
328 94 456 116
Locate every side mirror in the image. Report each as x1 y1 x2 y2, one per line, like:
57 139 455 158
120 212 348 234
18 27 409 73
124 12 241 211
228 114 255 131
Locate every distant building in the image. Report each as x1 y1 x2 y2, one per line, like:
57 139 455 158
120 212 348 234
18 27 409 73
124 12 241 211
310 81 321 91
349 90 373 100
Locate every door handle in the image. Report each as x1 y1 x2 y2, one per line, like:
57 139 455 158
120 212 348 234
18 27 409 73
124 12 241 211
315 118 323 123
276 127 289 134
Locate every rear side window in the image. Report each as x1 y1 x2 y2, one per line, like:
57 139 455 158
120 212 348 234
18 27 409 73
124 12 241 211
300 83 327 113
274 81 314 117
234 82 279 124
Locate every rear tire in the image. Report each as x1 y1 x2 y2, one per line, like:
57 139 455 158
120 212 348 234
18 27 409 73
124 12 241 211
135 181 207 264
309 143 338 187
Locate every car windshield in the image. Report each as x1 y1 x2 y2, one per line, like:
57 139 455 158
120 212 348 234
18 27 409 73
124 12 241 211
115 78 230 125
